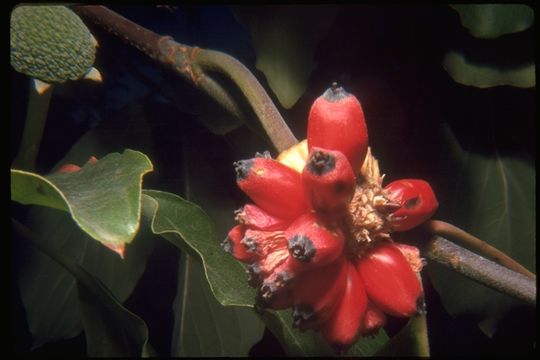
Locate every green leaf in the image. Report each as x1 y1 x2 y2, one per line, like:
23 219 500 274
442 51 535 88
450 4 534 39
142 190 257 306
376 315 430 356
172 255 264 356
12 219 152 356
429 124 535 336
11 149 153 252
234 5 338 108
263 310 389 356
78 274 152 357
16 207 154 349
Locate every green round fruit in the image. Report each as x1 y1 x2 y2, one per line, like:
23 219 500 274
10 5 96 83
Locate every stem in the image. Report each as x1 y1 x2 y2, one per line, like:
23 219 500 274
422 236 536 305
73 5 297 152
192 48 298 152
12 80 53 171
423 220 535 279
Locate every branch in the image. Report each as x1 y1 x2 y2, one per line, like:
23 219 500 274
73 5 297 152
423 220 535 279
422 236 535 305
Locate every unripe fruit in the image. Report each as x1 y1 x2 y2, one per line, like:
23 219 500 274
285 213 344 271
235 157 309 219
291 258 348 331
235 203 291 231
358 243 422 317
321 261 367 353
307 83 368 171
302 147 356 214
276 139 309 173
384 179 438 231
221 224 255 263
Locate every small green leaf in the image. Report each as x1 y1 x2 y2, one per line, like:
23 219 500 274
234 5 338 108
450 4 534 39
264 309 389 356
442 51 535 88
11 149 153 252
376 315 430 356
142 190 257 306
172 255 264 356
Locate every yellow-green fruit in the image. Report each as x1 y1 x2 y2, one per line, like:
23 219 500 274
10 5 96 83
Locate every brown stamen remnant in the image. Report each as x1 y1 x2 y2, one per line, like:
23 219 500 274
344 147 398 260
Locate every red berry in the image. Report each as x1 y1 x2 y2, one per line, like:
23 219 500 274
384 179 438 231
360 301 386 336
235 157 309 219
291 258 348 331
302 147 356 214
357 243 422 318
241 229 289 282
221 225 255 263
321 261 368 353
235 203 291 231
255 257 296 311
56 164 81 173
307 83 368 171
285 213 344 271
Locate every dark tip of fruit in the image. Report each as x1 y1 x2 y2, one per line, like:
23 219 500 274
247 263 263 287
292 304 316 330
221 237 233 254
241 236 258 253
307 150 336 176
234 159 254 181
288 235 316 262
404 196 420 209
255 150 272 159
323 82 350 102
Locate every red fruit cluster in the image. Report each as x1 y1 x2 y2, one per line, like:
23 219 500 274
222 83 438 353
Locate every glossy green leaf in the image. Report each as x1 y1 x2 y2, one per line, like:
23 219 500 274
12 219 152 356
429 124 535 336
442 51 535 89
376 315 430 356
450 4 534 39
11 149 153 252
172 255 264 356
234 5 337 108
142 190 256 306
16 207 154 349
264 309 389 356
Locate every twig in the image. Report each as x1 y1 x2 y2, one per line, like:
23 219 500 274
423 220 535 279
73 5 297 152
12 80 53 171
422 236 535 305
